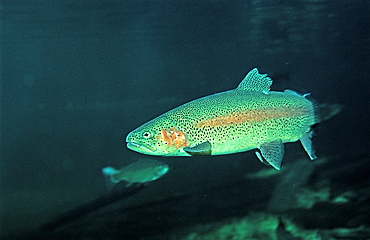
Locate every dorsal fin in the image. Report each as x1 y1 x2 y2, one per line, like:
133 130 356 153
236 68 273 92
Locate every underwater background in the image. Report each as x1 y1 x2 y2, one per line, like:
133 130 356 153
1 0 369 239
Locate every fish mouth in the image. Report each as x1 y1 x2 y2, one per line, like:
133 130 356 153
126 141 159 154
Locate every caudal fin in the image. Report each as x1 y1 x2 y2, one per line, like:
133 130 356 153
316 103 343 123
101 166 120 191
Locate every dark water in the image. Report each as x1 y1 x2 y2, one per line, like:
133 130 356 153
1 0 369 239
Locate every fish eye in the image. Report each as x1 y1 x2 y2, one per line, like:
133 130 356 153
142 132 151 139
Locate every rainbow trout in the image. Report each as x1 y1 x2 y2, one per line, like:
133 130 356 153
126 68 340 170
102 159 169 187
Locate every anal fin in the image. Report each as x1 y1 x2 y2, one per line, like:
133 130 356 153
257 140 285 170
300 131 317 160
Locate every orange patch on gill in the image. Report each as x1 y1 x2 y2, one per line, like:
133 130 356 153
158 127 189 148
196 107 307 128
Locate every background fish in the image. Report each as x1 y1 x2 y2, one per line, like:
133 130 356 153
102 159 169 188
126 68 341 170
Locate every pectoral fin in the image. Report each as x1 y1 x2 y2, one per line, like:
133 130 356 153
257 140 285 170
184 141 212 156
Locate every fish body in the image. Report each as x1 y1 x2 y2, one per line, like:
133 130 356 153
102 159 169 187
126 68 340 170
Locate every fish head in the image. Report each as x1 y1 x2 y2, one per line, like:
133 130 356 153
151 163 170 180
126 115 189 156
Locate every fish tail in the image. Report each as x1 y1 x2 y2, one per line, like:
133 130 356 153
101 166 120 191
315 103 343 123
102 166 119 177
